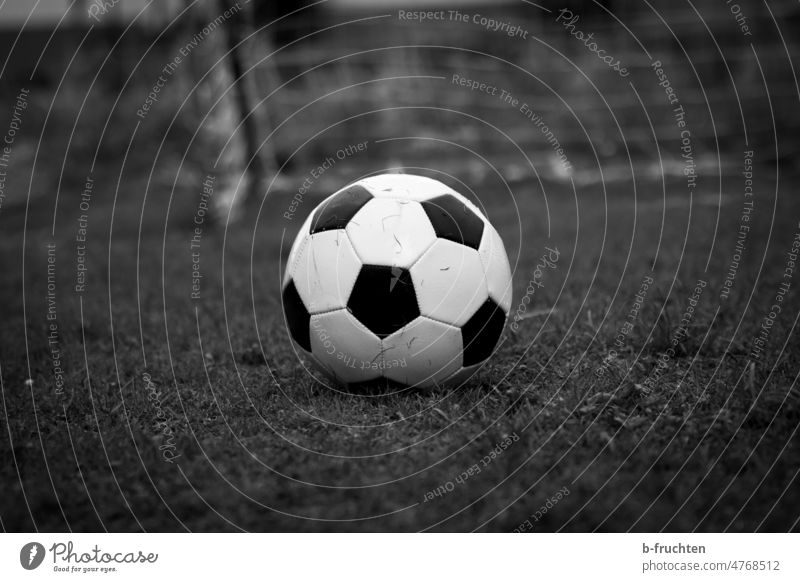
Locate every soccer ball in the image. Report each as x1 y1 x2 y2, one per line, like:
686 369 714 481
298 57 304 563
281 174 512 389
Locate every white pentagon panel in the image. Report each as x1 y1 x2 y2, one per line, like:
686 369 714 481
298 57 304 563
358 174 458 203
292 229 361 314
282 212 314 287
345 198 437 268
410 238 489 327
309 309 383 384
478 224 513 313
381 317 463 388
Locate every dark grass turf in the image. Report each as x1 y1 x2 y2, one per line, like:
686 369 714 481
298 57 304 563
1 3 800 532
2 159 799 531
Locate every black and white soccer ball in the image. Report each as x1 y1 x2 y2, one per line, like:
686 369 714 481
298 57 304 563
281 174 512 389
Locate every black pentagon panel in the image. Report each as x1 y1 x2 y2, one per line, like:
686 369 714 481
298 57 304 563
347 265 419 338
310 184 373 234
461 298 506 366
421 194 484 250
282 280 311 351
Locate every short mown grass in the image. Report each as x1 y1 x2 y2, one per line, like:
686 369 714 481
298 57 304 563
2 6 799 531
2 153 798 531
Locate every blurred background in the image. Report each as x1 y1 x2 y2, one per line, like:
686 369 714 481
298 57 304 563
1 0 800 532
1 0 798 205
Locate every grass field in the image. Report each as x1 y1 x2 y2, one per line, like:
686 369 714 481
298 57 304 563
1 3 799 532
